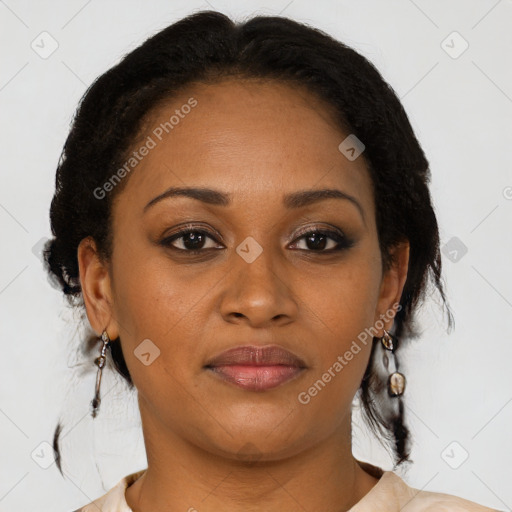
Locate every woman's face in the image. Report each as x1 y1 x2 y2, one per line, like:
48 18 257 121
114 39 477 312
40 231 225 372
79 78 408 461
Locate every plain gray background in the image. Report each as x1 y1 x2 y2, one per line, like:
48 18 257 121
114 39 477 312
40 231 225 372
1 0 511 510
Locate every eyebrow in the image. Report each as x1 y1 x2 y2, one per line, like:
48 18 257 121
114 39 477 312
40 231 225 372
143 186 365 222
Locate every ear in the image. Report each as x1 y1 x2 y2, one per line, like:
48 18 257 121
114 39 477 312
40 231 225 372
77 236 119 340
374 240 410 334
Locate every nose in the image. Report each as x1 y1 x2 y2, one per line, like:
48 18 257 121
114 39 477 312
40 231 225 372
219 240 299 328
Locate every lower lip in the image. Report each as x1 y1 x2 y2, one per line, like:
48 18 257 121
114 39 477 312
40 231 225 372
206 365 304 391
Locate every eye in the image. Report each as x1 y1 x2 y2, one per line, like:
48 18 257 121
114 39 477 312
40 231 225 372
289 227 354 252
160 227 223 253
159 224 354 255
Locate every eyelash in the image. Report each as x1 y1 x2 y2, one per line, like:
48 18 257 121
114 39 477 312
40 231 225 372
160 224 354 255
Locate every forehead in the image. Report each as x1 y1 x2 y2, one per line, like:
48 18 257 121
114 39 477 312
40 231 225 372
113 78 374 218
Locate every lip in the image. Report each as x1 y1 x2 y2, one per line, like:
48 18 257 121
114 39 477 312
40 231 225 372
204 345 307 391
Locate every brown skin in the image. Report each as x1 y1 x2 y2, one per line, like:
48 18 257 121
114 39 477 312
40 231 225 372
78 79 409 511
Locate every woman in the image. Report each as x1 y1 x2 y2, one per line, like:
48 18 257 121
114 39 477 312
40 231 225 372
44 10 499 512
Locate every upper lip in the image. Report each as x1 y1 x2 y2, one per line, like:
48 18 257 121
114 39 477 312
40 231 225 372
205 345 307 368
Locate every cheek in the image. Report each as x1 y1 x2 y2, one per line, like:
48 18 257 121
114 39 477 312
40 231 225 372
294 251 381 411
109 252 207 414
109 243 224 379
304 251 382 344
111 236 210 335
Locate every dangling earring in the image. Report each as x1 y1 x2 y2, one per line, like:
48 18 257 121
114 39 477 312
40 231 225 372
91 329 110 418
380 329 406 397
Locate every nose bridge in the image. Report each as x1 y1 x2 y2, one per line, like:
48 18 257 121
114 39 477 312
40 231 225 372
235 234 281 296
220 234 296 324
238 237 276 284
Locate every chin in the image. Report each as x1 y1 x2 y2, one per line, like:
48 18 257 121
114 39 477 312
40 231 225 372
196 420 312 462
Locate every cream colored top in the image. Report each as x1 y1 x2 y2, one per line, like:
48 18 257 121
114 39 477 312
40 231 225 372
74 466 500 511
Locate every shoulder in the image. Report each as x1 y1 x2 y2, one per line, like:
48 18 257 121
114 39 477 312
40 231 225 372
350 471 500 512
70 469 146 512
385 472 499 512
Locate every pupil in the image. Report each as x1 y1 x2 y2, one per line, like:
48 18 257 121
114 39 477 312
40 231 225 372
185 232 204 250
307 233 326 250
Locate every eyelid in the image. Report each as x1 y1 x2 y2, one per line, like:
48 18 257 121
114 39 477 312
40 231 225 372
291 223 346 240
160 222 353 256
162 222 346 243
163 222 223 241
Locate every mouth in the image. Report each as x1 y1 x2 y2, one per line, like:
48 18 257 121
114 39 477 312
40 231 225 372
204 345 307 392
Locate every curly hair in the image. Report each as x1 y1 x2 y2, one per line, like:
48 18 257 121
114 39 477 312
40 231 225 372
44 10 452 474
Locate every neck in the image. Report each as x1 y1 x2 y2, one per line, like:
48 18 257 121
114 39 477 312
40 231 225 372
125 401 381 512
